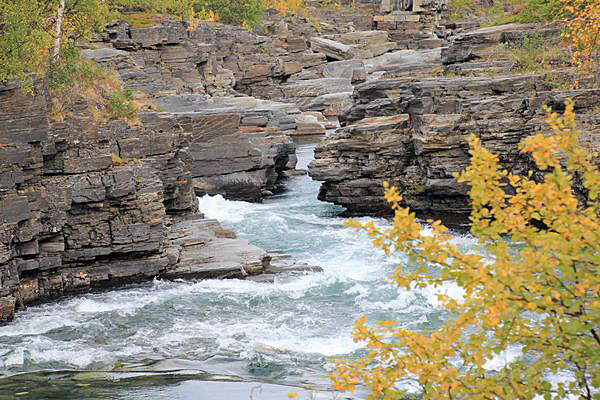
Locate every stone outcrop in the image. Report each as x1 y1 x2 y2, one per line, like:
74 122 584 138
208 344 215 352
364 47 442 79
4 6 397 322
440 23 560 66
86 23 335 201
310 31 396 61
307 18 599 220
310 37 356 61
309 114 412 215
280 77 354 116
105 19 329 100
3 8 406 323
323 59 368 83
309 74 600 218
152 95 302 201
0 83 175 322
0 77 318 323
279 30 398 117
163 217 269 280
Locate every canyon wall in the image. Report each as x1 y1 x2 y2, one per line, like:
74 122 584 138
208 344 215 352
3 3 596 323
0 80 292 322
1 13 361 322
309 24 600 220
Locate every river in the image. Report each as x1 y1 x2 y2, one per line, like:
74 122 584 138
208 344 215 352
0 141 474 399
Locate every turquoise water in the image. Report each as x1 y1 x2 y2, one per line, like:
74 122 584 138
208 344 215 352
0 142 473 399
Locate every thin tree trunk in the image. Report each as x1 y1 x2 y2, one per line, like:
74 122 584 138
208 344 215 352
53 0 66 61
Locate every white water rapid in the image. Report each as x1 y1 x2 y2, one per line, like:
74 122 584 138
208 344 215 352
0 142 476 399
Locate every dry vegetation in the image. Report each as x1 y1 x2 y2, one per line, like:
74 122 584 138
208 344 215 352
48 49 138 125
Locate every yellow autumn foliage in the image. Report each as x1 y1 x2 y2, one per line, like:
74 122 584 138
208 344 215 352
330 100 600 399
561 0 600 71
263 0 305 14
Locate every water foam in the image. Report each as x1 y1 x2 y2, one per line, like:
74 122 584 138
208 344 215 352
197 194 255 223
0 143 486 398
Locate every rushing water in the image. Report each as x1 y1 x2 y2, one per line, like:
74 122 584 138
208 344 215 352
0 141 475 399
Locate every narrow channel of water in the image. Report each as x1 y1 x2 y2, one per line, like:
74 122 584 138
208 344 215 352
0 142 475 399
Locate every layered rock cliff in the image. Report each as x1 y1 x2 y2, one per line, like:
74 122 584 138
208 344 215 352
0 80 300 323
309 24 600 219
2 13 357 322
4 2 597 324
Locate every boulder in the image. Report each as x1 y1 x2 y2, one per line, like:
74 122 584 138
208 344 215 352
441 24 544 65
323 30 397 59
364 48 441 74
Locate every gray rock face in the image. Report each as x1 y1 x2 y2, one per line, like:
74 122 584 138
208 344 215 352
0 79 310 323
309 74 600 219
164 217 269 280
104 20 332 100
12 8 587 324
3 11 386 321
279 76 355 118
1 14 375 322
0 83 173 319
323 60 367 82
322 31 398 59
86 46 305 203
282 78 354 100
364 48 441 74
152 95 306 200
310 31 397 61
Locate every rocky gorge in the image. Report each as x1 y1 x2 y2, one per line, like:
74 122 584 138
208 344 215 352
308 23 600 219
1 0 598 328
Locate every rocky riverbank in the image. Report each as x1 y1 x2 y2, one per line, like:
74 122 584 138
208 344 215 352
2 0 598 323
1 10 352 322
0 79 323 323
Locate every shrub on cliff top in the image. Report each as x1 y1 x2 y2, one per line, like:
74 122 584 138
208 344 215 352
330 100 600 399
0 0 112 91
48 47 138 123
561 0 600 71
193 0 265 28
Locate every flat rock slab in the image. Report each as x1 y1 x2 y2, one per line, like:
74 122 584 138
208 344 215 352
156 95 300 116
291 114 326 135
334 30 392 45
310 37 355 60
81 48 130 63
247 254 323 283
301 91 354 117
323 30 397 59
282 78 354 98
164 220 323 282
164 218 269 280
323 59 367 82
364 48 441 74
441 23 559 65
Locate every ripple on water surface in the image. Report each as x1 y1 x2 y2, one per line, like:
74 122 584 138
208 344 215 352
0 143 477 399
